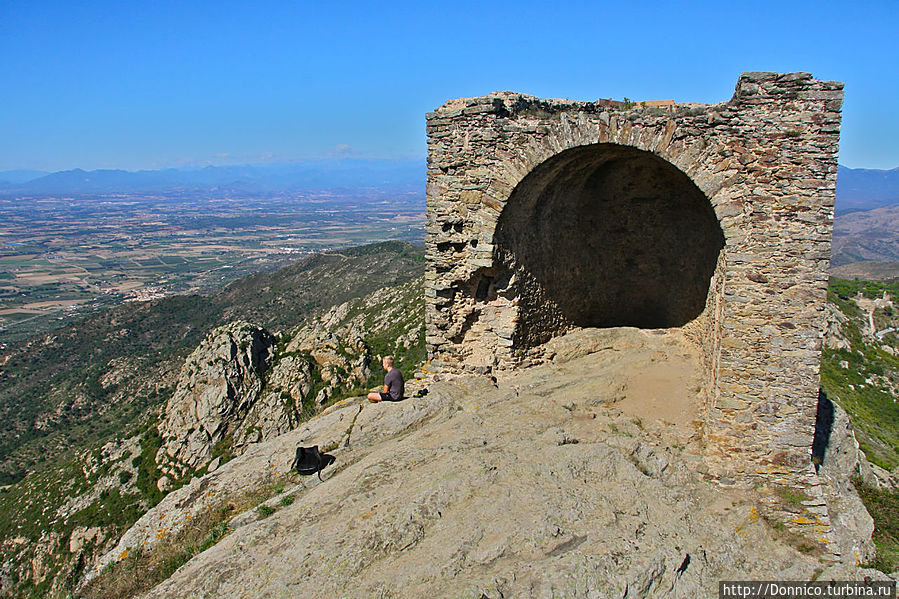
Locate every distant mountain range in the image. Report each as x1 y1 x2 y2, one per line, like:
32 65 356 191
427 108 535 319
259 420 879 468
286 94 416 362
0 169 49 185
0 160 425 197
835 166 899 214
2 163 897 212
831 204 899 268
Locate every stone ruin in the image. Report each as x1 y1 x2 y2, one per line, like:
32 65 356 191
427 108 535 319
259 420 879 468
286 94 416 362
424 72 843 494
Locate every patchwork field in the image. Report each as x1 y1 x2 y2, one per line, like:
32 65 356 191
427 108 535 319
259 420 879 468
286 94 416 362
0 192 424 344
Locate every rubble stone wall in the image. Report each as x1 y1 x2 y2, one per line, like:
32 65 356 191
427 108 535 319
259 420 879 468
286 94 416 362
425 72 843 491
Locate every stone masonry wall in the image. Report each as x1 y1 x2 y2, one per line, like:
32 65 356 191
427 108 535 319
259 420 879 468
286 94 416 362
425 73 843 513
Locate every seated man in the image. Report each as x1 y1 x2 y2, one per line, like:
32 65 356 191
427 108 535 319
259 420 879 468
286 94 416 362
367 355 404 403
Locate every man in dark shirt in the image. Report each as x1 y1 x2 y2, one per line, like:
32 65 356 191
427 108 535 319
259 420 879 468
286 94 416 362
367 355 404 403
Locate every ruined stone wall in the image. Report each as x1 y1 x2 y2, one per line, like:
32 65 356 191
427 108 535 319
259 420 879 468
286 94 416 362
682 247 727 427
425 72 843 492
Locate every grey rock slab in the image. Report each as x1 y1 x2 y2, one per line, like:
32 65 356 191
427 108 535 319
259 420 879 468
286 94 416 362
130 331 842 598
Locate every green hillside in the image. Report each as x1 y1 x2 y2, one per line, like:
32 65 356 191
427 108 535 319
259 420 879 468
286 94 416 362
0 241 424 485
0 242 425 598
5 256 899 597
820 277 899 471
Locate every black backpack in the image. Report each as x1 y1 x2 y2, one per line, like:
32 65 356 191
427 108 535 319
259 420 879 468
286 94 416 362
290 445 335 481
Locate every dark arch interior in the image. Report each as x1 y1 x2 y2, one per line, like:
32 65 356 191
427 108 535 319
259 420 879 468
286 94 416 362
494 143 725 348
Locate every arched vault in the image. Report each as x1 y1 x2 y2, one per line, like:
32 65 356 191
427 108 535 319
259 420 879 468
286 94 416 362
424 72 843 493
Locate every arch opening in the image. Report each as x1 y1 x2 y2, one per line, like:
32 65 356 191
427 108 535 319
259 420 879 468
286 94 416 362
494 143 725 349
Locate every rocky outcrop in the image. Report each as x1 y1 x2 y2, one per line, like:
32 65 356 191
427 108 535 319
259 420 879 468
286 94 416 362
234 355 315 445
825 304 852 351
89 328 886 597
818 392 899 489
283 279 423 364
155 280 424 477
156 321 277 475
815 393 877 564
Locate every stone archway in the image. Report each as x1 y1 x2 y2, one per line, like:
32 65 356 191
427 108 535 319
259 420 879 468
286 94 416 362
424 72 844 495
493 143 725 350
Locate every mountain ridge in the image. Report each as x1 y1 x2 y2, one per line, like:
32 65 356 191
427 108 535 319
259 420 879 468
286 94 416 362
836 166 899 215
3 164 898 214
0 242 425 486
0 161 424 197
0 242 426 598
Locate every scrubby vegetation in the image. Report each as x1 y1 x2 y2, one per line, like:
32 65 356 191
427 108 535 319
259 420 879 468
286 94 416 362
132 423 170 507
79 480 291 599
854 478 899 573
820 277 899 470
0 416 173 598
0 242 425 598
821 277 899 574
8 262 899 595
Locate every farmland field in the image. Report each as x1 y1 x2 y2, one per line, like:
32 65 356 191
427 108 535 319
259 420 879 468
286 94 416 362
0 190 424 344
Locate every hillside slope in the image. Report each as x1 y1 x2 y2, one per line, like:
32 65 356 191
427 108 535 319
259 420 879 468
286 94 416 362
0 241 424 485
835 166 899 215
0 242 424 598
831 206 899 267
5 258 898 597
821 278 899 471
84 328 879 598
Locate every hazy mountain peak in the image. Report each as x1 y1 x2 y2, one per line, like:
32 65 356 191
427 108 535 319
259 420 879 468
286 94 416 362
0 160 426 197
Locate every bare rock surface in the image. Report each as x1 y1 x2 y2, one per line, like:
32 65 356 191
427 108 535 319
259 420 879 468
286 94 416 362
157 321 277 474
824 304 852 351
154 280 424 478
82 327 873 598
817 396 877 564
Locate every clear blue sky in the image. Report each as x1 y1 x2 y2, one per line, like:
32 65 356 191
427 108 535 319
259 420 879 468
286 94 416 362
1 0 896 171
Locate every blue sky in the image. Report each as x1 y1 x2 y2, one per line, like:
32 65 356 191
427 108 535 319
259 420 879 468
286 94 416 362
1 0 897 171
